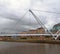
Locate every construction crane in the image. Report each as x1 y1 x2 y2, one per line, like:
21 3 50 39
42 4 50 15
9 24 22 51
29 9 55 38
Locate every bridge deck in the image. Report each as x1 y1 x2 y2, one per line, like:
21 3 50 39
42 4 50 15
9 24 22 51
0 34 60 36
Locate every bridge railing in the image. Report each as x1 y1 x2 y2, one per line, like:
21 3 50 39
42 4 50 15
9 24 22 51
0 34 60 36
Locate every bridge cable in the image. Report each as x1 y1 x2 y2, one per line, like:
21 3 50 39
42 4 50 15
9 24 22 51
29 9 54 37
14 10 29 33
31 9 60 14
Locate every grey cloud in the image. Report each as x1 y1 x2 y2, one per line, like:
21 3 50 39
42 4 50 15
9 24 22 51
0 0 60 33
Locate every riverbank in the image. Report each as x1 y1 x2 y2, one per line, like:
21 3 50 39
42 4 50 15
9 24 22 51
30 40 60 44
1 39 60 44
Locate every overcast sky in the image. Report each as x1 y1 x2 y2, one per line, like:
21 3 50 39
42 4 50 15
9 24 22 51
0 0 60 33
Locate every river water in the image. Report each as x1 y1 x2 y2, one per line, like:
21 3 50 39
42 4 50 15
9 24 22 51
0 42 60 54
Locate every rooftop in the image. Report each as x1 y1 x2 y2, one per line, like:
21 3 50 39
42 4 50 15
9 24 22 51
54 23 60 27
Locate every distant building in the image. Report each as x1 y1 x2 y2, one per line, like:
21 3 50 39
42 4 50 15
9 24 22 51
20 27 45 34
36 27 45 34
51 23 60 40
20 31 28 34
0 36 3 40
19 27 45 40
28 30 37 34
52 23 60 33
53 23 60 30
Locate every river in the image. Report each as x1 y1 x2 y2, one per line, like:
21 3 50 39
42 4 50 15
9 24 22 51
0 42 60 54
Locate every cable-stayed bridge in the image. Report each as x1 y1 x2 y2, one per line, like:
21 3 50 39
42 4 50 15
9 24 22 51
0 9 60 40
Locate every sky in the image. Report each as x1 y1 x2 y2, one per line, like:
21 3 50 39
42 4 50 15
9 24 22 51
0 0 60 33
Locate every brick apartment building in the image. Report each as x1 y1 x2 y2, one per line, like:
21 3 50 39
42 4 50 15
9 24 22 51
19 27 45 40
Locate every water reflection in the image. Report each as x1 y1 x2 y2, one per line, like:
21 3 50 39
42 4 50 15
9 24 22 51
0 42 60 54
